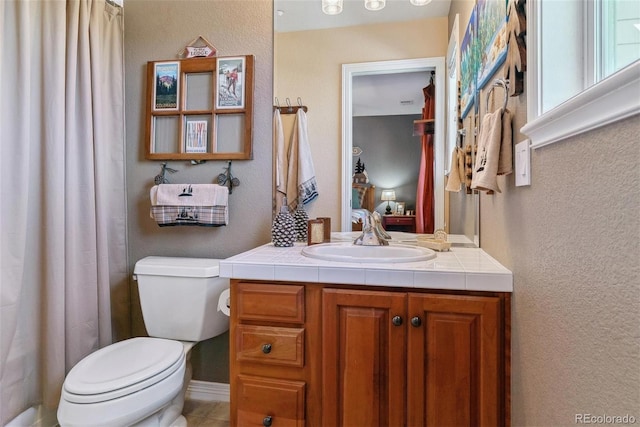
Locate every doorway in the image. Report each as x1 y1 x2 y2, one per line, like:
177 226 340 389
340 57 446 232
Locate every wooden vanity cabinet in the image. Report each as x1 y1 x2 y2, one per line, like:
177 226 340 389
230 281 323 427
230 280 510 427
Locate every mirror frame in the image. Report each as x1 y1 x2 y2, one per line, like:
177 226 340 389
340 57 447 232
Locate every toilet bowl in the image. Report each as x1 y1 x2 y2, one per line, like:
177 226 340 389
57 257 229 427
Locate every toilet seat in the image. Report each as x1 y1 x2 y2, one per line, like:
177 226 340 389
63 337 184 404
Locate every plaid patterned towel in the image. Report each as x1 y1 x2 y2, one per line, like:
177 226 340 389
150 205 227 227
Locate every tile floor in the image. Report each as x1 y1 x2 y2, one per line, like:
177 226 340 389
183 399 230 427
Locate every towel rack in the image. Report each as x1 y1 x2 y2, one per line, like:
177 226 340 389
485 79 510 114
274 97 308 114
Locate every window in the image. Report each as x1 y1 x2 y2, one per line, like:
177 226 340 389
522 0 640 149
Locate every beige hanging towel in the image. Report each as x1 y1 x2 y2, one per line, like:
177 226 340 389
274 109 288 206
498 109 513 176
464 143 474 192
445 147 463 192
471 109 504 193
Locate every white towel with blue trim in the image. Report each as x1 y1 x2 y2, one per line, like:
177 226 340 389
287 109 319 208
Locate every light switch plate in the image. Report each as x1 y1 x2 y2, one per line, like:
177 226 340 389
515 139 531 186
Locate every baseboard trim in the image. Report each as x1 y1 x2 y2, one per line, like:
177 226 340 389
186 380 230 402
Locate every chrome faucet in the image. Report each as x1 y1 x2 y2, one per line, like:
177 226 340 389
354 213 389 246
371 211 392 240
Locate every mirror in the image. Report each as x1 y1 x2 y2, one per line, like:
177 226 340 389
274 0 478 246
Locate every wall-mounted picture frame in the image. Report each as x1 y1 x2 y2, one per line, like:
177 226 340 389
476 0 508 90
145 55 254 160
153 61 180 111
395 202 406 215
460 5 477 120
217 57 245 109
185 120 208 153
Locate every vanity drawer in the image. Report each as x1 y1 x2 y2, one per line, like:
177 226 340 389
236 283 305 323
236 375 306 427
236 325 304 367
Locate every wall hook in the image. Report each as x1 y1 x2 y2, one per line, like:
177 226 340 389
216 160 240 194
154 162 178 184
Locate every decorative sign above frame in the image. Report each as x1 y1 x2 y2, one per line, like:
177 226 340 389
177 35 217 59
144 55 254 161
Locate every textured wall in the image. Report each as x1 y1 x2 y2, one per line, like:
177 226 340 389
123 0 273 383
489 116 640 425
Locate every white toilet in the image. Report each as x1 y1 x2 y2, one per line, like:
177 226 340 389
57 256 230 427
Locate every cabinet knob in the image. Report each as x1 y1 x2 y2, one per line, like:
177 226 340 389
262 343 272 354
411 316 422 327
263 416 273 426
392 315 403 326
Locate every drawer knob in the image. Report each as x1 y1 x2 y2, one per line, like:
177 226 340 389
392 315 403 326
411 316 422 327
263 416 273 426
262 343 272 354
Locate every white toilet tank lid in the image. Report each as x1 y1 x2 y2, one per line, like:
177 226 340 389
64 337 184 398
134 256 221 277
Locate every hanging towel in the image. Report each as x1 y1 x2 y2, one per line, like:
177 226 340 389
497 109 513 176
464 143 474 193
471 109 504 193
274 109 287 200
152 183 227 206
150 184 228 227
457 145 466 184
445 148 463 192
287 109 319 209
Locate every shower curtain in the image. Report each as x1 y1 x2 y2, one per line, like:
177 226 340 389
0 0 128 424
416 79 435 234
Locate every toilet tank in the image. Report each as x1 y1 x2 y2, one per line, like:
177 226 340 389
133 256 229 342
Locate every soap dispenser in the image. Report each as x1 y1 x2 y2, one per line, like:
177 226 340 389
271 197 295 247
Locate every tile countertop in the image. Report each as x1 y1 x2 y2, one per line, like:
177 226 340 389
219 233 513 293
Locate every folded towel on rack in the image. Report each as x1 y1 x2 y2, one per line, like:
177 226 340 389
287 109 319 208
150 184 228 227
471 109 506 193
445 147 463 192
152 184 227 206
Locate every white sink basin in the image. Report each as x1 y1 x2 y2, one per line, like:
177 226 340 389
302 242 437 263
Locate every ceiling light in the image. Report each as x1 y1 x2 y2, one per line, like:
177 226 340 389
364 0 386 11
322 0 343 15
410 0 432 5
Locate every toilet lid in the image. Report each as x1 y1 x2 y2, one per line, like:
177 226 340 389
64 337 184 402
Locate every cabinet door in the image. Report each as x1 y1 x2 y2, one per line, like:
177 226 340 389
322 289 406 427
407 293 502 427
